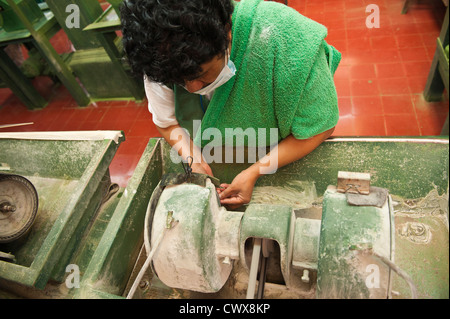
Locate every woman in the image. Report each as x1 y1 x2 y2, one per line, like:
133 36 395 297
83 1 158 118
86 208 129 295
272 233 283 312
121 0 340 209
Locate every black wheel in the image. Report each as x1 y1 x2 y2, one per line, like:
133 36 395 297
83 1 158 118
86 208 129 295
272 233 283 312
0 174 39 244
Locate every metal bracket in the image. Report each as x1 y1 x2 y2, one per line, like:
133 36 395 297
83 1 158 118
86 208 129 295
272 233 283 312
0 251 16 263
337 171 371 195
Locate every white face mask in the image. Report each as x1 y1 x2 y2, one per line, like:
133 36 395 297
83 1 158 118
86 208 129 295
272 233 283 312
193 50 236 96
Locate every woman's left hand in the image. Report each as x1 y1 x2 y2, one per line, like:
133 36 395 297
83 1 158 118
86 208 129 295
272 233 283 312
217 168 258 210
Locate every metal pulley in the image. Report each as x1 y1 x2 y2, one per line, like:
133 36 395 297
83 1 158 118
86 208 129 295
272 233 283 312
0 174 39 244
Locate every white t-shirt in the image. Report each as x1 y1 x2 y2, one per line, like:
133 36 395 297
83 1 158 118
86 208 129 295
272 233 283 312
143 75 214 128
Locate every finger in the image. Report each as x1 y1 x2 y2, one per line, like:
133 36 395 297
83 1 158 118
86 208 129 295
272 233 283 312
221 197 245 210
216 184 227 195
220 196 243 205
219 185 236 199
217 184 228 191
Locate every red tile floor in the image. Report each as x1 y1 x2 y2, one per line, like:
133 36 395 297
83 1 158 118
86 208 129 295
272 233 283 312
0 0 449 188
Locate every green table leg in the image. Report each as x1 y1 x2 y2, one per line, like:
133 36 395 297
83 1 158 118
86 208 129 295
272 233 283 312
6 0 91 107
424 6 449 102
424 50 447 101
441 113 449 135
0 47 47 110
402 0 411 14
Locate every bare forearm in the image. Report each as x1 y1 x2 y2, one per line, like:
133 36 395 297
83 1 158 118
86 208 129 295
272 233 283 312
156 124 201 162
156 124 213 175
247 128 335 180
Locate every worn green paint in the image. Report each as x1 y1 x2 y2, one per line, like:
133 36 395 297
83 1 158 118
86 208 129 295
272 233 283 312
424 6 448 102
152 182 223 292
162 138 449 199
76 139 161 298
159 184 211 254
317 188 389 299
0 0 44 32
83 5 121 33
0 48 47 109
71 190 123 274
240 204 293 244
292 217 321 269
44 0 106 50
82 138 447 299
2 137 447 299
240 204 295 285
237 140 448 199
393 215 449 299
5 0 91 106
391 189 449 299
1 177 79 267
0 0 57 110
45 0 144 101
0 140 101 179
0 0 142 107
0 133 124 289
50 170 112 282
68 47 138 100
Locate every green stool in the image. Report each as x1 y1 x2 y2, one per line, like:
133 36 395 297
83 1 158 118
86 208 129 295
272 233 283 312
423 7 449 135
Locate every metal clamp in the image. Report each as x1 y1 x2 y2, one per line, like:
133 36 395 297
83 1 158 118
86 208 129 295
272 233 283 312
181 156 194 183
337 171 371 195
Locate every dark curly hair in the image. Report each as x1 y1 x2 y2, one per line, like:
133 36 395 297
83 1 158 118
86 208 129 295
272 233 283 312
120 0 234 86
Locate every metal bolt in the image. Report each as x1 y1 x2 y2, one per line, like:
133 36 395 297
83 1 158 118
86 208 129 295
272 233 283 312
139 280 149 290
301 269 310 283
0 202 16 214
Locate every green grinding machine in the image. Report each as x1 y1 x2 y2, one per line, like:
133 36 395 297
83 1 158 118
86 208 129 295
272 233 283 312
141 170 434 299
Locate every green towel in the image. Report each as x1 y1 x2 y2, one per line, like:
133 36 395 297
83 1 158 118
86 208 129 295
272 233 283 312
193 0 340 147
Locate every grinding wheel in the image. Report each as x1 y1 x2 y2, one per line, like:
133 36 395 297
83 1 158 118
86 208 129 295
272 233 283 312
0 174 38 244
